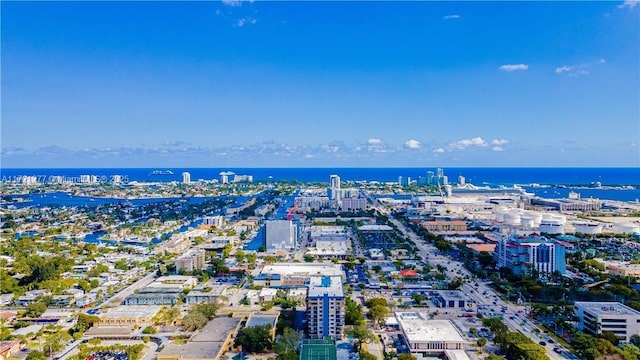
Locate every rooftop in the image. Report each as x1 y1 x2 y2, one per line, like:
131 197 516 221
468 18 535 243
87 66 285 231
437 290 468 300
260 263 344 278
396 313 466 344
308 276 344 298
358 225 393 231
99 305 162 319
191 317 242 342
575 302 640 317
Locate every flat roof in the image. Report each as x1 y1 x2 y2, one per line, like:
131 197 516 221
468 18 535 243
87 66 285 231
159 342 223 359
308 276 344 298
100 305 162 319
396 313 466 344
444 350 472 360
437 291 468 300
575 302 640 317
246 314 278 329
190 317 241 342
260 263 344 278
300 339 337 360
358 225 393 231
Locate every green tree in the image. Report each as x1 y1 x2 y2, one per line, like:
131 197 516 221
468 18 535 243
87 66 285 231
346 324 376 351
411 293 425 306
234 324 273 353
345 297 364 326
25 301 47 318
74 313 100 333
599 331 619 346
193 303 219 320
477 337 487 348
273 327 301 354
182 312 207 331
397 354 416 360
359 352 376 360
26 351 47 360
367 304 389 328
303 255 314 263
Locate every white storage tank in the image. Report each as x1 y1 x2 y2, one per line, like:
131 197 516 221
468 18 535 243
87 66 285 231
573 221 603 235
611 222 640 234
539 219 565 234
503 212 521 226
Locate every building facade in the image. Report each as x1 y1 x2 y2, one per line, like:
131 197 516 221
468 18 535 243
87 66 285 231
306 276 345 340
265 220 297 252
574 302 640 342
493 235 566 277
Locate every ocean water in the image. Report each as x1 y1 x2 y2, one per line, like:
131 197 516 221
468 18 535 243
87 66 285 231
2 167 639 185
2 167 639 202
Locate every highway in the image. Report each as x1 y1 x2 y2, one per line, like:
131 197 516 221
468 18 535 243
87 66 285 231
371 200 577 360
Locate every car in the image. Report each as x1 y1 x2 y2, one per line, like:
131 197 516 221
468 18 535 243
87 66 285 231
539 341 546 346
553 348 562 354
548 339 554 343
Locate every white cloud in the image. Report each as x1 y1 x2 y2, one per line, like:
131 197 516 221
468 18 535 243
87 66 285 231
492 146 504 152
499 64 528 72
367 138 383 145
448 137 488 150
491 139 509 146
404 139 421 149
222 0 242 6
236 16 257 27
433 148 445 154
556 59 604 77
619 0 639 9
443 14 460 20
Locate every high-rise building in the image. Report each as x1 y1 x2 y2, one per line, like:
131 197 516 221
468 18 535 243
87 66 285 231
182 172 191 184
329 174 340 189
426 171 435 185
265 220 297 252
328 174 342 201
493 235 566 277
458 175 465 186
437 168 444 178
306 276 345 340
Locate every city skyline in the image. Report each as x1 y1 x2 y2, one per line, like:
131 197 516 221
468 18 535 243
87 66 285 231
2 1 639 168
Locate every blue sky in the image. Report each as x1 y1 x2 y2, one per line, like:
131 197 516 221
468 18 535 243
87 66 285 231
1 1 639 168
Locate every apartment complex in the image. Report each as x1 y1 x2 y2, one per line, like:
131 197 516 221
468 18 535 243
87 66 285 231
574 302 640 342
306 276 345 340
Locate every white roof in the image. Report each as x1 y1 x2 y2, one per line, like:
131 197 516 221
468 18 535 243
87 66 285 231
308 276 344 298
396 312 466 344
260 263 344 277
444 350 472 360
100 305 162 319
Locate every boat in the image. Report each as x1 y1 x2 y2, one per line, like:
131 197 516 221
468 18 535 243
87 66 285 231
149 170 174 175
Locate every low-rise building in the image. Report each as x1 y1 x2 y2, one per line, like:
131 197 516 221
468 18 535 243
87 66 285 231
395 312 467 354
98 305 161 328
157 317 242 360
432 291 472 309
574 302 640 342
255 263 345 288
185 282 229 305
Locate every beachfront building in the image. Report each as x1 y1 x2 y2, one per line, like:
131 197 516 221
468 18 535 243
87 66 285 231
574 302 640 342
182 172 191 184
306 276 345 340
265 220 297 252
